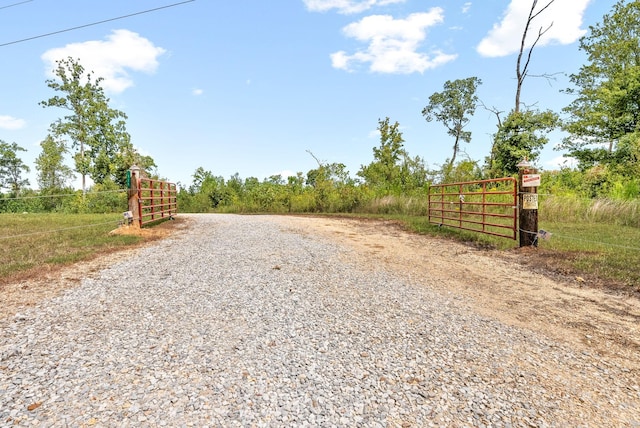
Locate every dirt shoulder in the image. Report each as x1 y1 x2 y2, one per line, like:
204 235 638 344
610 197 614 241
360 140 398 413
2 214 639 372
279 216 640 371
0 217 190 320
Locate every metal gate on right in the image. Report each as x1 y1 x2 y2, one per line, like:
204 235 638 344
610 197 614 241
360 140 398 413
428 177 517 240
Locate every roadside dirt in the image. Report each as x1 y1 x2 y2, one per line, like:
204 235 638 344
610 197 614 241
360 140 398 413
2 215 639 373
0 219 185 320
280 216 640 372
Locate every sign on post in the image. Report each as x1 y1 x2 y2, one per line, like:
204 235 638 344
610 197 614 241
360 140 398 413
522 174 541 187
522 193 538 210
517 159 539 247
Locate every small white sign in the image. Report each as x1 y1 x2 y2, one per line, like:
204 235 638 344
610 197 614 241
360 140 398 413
523 194 538 210
522 174 541 187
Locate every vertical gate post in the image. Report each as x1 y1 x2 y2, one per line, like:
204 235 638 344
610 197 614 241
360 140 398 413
517 159 539 247
128 164 142 228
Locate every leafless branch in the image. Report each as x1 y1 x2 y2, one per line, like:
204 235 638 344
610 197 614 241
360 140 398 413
306 150 324 167
515 0 556 112
478 100 504 128
522 22 554 83
527 71 563 87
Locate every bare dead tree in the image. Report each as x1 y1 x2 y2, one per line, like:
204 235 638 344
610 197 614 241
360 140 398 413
479 100 505 129
306 149 324 167
478 100 505 169
515 0 555 113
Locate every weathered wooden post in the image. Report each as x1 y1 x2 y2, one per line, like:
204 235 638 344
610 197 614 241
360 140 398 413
517 158 540 247
127 164 142 228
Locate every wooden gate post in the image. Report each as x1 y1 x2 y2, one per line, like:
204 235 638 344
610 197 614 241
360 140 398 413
517 159 539 247
128 164 142 228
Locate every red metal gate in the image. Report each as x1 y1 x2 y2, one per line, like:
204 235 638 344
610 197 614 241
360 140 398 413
137 178 178 227
428 177 517 240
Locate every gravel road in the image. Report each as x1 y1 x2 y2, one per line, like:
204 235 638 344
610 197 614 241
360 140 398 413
1 214 639 427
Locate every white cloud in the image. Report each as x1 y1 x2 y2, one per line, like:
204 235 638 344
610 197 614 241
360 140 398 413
42 29 166 93
192 88 204 96
331 9 457 74
545 155 577 169
367 128 379 138
275 170 297 179
304 0 405 14
477 0 591 57
133 145 152 157
462 2 472 14
0 115 26 130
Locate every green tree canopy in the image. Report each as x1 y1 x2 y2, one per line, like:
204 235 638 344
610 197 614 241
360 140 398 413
358 118 427 193
0 140 30 195
40 57 147 189
35 135 75 190
489 109 559 176
358 118 405 189
560 0 640 172
422 77 482 168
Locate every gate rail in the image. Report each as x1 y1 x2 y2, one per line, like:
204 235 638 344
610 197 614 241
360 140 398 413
428 177 517 240
137 178 177 227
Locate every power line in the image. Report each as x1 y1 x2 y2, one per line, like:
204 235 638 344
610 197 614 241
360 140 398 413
519 227 640 251
0 0 195 47
0 0 32 11
0 189 127 201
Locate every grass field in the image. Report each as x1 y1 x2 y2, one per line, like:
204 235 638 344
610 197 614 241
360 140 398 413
0 213 149 283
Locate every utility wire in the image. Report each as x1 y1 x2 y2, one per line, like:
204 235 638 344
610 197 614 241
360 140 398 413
0 0 195 47
519 227 640 251
1 189 127 201
548 231 640 252
0 0 32 10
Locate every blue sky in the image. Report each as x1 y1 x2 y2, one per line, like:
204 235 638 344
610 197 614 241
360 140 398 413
0 0 613 189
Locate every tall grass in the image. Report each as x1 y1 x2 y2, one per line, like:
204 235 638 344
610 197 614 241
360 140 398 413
355 195 429 216
541 195 640 227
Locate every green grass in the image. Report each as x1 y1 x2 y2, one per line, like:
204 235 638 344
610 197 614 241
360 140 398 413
534 221 640 286
0 213 144 281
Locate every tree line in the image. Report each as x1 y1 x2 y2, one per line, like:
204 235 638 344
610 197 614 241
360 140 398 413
2 0 639 214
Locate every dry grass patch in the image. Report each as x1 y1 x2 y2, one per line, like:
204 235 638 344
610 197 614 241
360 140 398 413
0 214 186 319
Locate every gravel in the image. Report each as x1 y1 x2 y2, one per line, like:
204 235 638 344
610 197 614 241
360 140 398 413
1 213 639 427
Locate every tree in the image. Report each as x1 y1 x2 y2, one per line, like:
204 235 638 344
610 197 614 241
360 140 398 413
487 0 558 176
190 167 214 193
560 0 640 172
35 135 75 190
442 158 483 184
489 109 559 176
113 148 157 186
515 0 556 113
40 57 134 190
187 167 229 208
358 118 407 191
422 77 482 168
0 141 30 195
306 150 354 211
